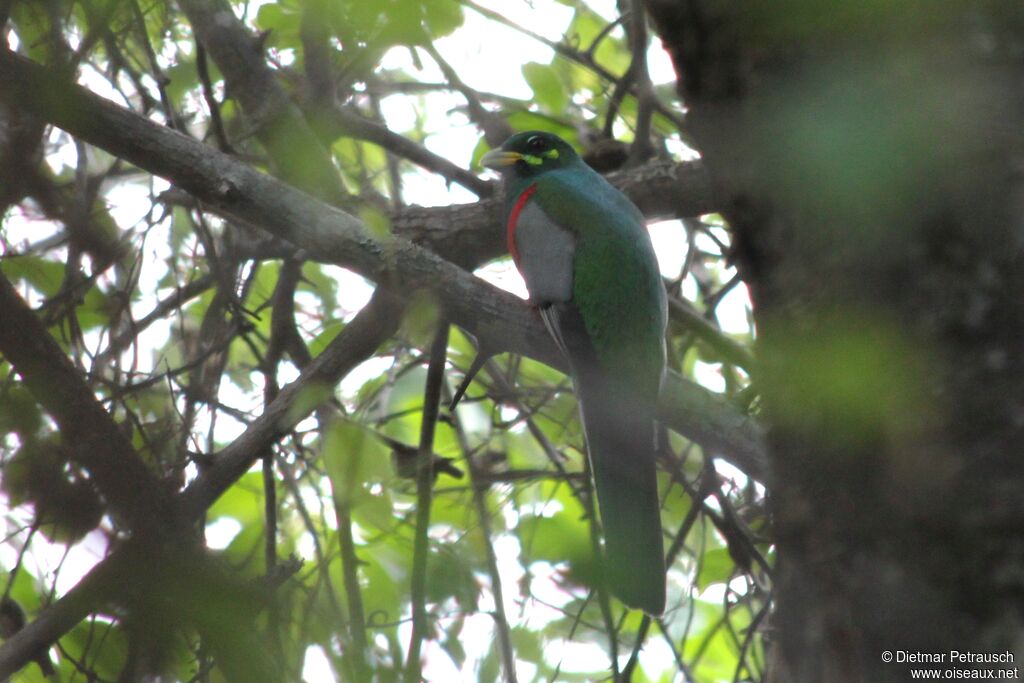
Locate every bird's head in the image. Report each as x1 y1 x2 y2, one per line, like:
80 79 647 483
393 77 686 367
480 131 580 179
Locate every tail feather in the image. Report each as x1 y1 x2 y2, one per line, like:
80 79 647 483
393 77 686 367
578 373 666 615
542 302 666 614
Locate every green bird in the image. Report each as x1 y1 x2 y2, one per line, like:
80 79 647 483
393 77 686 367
482 131 668 614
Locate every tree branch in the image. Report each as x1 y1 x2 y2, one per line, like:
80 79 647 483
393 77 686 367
0 546 130 679
404 320 450 682
175 0 348 205
0 49 766 483
0 274 181 537
445 387 519 683
181 289 405 515
321 106 493 198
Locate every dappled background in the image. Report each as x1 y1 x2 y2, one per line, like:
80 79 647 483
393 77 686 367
0 0 766 681
8 1 1019 681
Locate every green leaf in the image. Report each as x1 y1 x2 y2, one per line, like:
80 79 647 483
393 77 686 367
422 0 464 39
696 547 735 590
10 3 56 62
207 471 265 526
523 62 568 114
323 419 391 510
360 205 393 240
566 7 630 76
469 136 492 171
478 647 500 683
510 627 543 663
299 261 341 318
64 619 129 680
0 383 42 436
360 542 405 616
308 319 344 357
77 284 112 330
519 510 595 584
0 256 64 297
426 545 477 608
442 618 468 667
335 0 464 47
255 1 302 49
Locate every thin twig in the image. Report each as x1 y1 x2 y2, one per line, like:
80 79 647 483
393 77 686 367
336 501 371 679
421 43 512 148
667 293 755 372
578 459 620 682
195 42 233 153
323 106 492 197
456 0 688 136
624 1 657 166
445 387 519 683
403 319 450 682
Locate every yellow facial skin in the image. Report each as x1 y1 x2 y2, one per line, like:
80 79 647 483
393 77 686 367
481 147 559 168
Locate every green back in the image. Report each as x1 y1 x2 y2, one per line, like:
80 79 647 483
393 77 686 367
529 162 667 401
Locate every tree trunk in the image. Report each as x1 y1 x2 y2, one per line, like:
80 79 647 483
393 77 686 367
645 2 1024 680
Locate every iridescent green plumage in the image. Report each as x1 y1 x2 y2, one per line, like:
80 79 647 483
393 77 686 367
483 131 668 614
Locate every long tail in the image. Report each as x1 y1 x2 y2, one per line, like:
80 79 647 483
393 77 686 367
577 371 666 615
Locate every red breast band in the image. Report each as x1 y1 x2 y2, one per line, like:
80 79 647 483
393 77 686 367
507 183 538 267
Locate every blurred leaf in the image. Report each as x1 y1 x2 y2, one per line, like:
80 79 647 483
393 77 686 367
361 542 405 616
429 487 473 529
469 135 492 170
510 627 543 663
426 545 477 608
308 318 344 357
0 256 64 297
696 547 734 590
64 618 129 680
299 261 341 318
2 437 103 544
566 6 629 75
76 284 112 330
323 418 392 509
281 380 334 427
519 509 595 586
360 205 393 240
769 312 931 442
334 0 463 46
208 471 264 526
442 617 467 667
523 62 568 114
255 1 302 48
478 646 500 683
0 383 43 436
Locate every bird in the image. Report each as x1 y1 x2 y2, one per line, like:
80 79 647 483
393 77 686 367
481 131 668 615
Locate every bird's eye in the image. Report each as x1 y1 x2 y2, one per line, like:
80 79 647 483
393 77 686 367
526 135 548 153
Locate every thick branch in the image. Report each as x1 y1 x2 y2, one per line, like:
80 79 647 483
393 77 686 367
393 157 715 269
0 288 404 677
175 0 348 205
0 274 181 536
0 546 129 678
0 49 765 482
181 289 404 516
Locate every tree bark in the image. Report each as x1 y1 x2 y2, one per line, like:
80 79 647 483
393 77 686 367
0 49 767 482
645 2 1024 680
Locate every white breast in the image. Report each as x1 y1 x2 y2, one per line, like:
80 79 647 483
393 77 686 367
513 200 576 306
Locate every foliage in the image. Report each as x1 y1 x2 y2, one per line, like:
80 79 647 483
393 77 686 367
0 0 764 681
